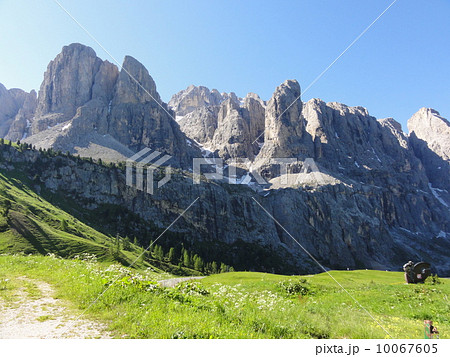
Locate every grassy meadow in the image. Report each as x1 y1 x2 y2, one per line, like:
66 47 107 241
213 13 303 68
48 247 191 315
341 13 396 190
0 254 448 339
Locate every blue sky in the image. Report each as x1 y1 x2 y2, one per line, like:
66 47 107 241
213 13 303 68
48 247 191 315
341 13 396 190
0 0 449 131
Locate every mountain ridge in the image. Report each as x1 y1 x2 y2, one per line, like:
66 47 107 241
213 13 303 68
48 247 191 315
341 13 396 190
0 43 448 275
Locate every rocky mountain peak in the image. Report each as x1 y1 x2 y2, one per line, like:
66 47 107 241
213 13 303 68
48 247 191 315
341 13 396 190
256 79 304 159
112 55 160 105
35 43 103 120
379 117 403 133
408 108 450 137
407 108 450 189
168 85 223 116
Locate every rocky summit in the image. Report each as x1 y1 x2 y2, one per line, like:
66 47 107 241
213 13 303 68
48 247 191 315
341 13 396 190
0 43 449 274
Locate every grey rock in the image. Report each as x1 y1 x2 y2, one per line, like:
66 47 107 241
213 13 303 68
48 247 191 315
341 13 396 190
35 43 103 121
256 80 304 160
0 84 34 138
408 108 450 190
112 55 160 105
5 90 37 141
168 85 223 116
177 106 219 144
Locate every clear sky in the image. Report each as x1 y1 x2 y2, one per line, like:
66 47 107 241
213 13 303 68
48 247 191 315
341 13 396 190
0 0 449 131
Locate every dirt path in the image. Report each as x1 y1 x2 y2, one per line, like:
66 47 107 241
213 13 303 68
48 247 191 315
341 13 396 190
0 277 111 339
158 276 205 288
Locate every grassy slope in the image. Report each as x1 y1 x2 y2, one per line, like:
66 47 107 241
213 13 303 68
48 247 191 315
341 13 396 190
0 255 448 339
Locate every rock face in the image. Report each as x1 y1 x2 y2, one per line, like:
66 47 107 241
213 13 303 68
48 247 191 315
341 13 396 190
35 44 104 123
107 56 198 166
256 80 305 160
112 56 160 105
296 99 428 189
1 145 449 275
169 85 223 116
0 84 36 140
210 98 254 159
408 108 450 190
1 43 199 166
172 85 265 160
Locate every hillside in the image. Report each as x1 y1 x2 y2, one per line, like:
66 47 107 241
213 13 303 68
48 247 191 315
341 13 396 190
0 142 226 276
0 254 448 339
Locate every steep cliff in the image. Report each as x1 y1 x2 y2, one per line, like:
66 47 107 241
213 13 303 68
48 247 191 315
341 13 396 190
1 144 448 274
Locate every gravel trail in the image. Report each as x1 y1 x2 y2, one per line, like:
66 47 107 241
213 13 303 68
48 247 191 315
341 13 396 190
0 277 111 339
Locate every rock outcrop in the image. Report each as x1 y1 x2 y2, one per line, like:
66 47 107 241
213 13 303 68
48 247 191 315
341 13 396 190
34 44 103 124
173 86 265 160
0 84 36 139
3 43 200 166
256 80 305 160
168 85 223 116
408 108 450 190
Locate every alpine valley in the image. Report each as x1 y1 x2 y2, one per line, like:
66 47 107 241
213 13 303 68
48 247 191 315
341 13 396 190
0 43 449 275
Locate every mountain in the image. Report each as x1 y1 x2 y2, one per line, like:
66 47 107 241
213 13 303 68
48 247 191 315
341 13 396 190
3 43 199 166
0 42 449 275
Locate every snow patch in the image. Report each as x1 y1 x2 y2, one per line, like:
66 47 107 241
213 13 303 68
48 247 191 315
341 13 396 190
354 161 360 168
437 231 447 238
176 115 185 122
429 183 449 208
62 122 72 131
371 147 382 162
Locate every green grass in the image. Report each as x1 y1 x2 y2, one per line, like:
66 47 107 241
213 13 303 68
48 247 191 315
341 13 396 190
36 315 55 322
0 254 448 339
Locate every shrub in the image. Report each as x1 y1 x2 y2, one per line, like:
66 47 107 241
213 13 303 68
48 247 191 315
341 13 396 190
425 274 441 285
175 281 209 296
277 279 310 296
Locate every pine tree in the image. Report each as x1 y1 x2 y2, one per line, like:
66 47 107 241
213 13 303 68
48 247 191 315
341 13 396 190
220 263 228 273
193 255 204 272
183 250 191 267
153 245 164 260
211 261 218 274
168 247 176 263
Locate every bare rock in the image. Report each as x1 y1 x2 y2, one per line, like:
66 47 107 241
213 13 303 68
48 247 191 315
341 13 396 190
408 108 450 189
168 85 222 116
112 55 160 105
35 43 103 121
